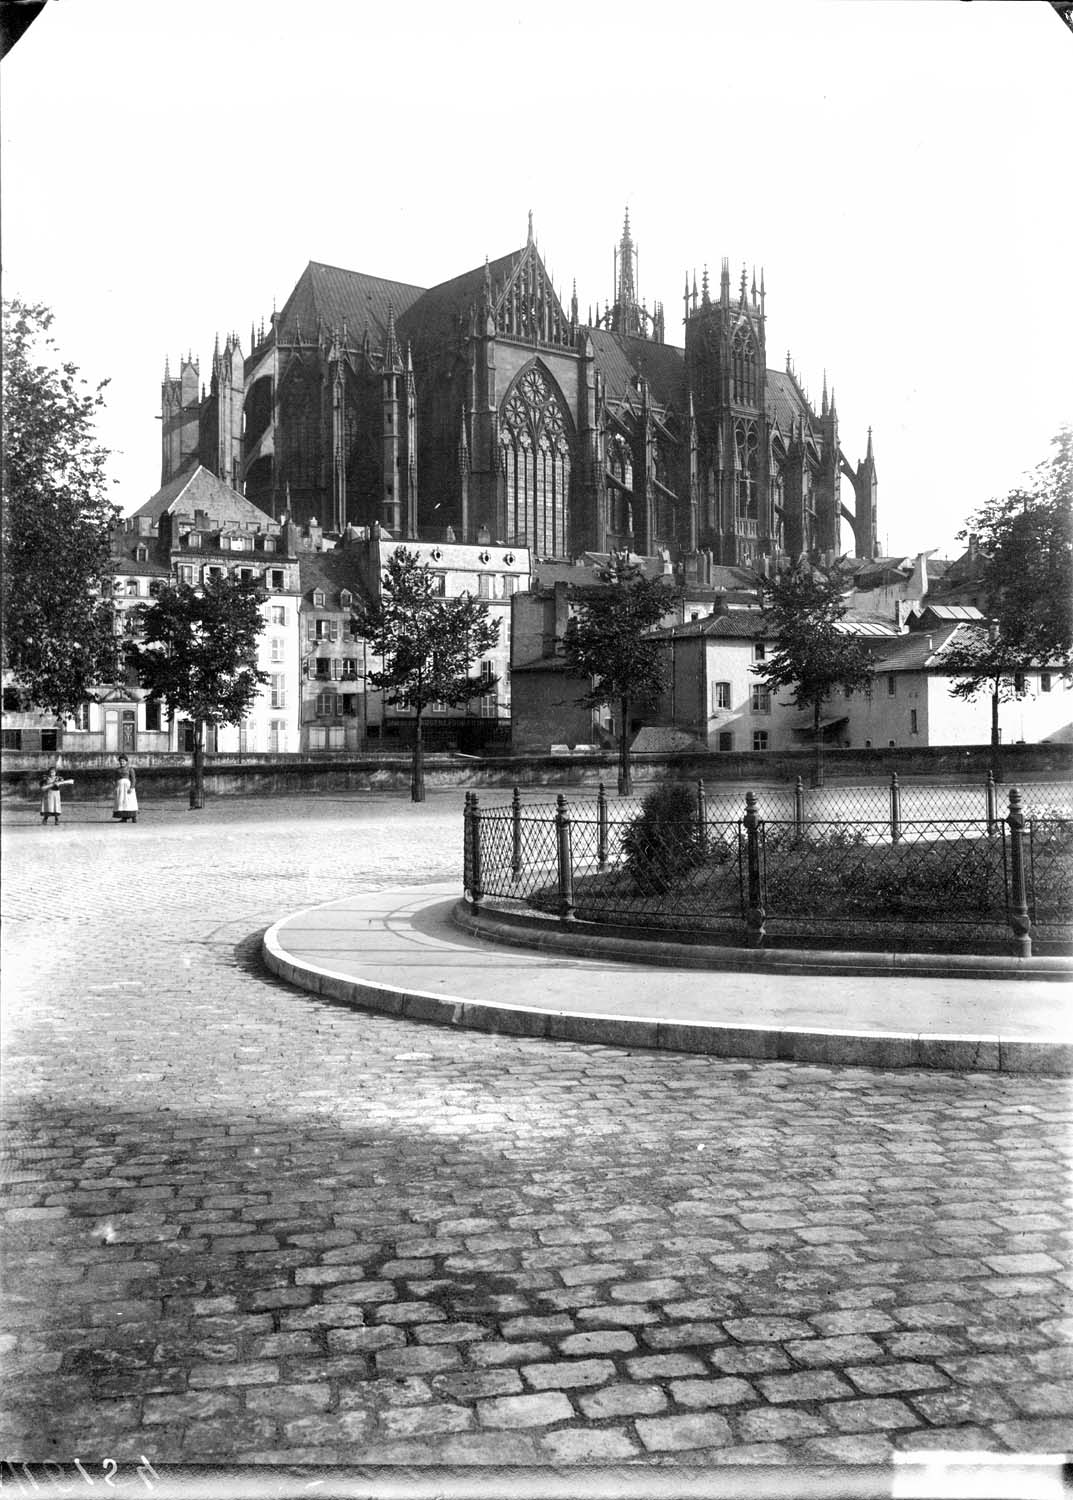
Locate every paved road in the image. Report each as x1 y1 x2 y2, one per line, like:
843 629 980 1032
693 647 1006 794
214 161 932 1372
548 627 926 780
2 791 1071 1467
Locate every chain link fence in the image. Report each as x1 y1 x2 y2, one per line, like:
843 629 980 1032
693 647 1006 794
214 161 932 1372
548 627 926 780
465 776 1073 957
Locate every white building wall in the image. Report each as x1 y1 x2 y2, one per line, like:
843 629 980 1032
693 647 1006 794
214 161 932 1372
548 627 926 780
218 593 301 753
700 639 804 753
926 670 1073 746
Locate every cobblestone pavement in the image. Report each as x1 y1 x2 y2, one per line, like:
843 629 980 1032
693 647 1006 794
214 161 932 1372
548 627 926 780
2 792 1072 1467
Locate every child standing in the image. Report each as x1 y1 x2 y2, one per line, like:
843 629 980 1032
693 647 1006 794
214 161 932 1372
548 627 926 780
39 766 73 825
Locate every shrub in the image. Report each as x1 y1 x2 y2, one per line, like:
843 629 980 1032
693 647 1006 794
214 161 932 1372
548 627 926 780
621 782 704 895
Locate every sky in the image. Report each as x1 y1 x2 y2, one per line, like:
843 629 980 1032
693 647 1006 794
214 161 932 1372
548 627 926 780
2 0 1070 558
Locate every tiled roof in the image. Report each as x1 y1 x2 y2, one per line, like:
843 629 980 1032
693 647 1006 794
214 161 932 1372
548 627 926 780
656 613 765 642
134 465 277 529
865 623 965 672
277 261 426 351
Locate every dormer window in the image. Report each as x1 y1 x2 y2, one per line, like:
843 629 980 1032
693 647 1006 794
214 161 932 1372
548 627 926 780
340 589 352 608
260 536 276 553
313 590 326 608
135 544 149 562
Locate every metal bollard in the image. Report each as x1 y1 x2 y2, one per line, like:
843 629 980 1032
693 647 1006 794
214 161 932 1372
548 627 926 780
889 772 902 845
794 775 805 838
469 792 483 910
744 790 766 948
555 793 576 922
596 781 608 868
1006 787 1031 958
511 785 522 879
985 770 998 837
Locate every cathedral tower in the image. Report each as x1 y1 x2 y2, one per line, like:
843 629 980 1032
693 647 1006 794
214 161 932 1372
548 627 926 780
685 259 769 566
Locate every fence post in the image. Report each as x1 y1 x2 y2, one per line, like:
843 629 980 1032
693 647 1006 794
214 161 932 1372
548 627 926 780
744 790 766 948
1006 787 1032 959
697 778 708 856
596 781 608 868
511 785 523 879
555 793 576 922
794 776 805 838
985 769 998 836
889 772 902 845
469 792 483 910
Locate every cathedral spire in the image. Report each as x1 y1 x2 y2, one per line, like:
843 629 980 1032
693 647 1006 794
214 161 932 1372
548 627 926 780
821 370 829 416
701 265 710 306
720 258 730 306
527 209 534 246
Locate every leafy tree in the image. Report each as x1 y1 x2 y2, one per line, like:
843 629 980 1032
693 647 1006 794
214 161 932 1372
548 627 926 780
126 576 267 808
754 562 874 786
939 426 1073 775
352 547 500 803
1 298 120 719
562 551 677 795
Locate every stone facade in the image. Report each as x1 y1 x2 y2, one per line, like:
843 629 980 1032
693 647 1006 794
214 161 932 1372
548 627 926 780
160 212 879 572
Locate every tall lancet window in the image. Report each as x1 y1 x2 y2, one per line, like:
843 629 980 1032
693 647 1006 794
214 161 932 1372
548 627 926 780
731 326 757 406
607 432 633 536
735 421 759 520
500 368 572 557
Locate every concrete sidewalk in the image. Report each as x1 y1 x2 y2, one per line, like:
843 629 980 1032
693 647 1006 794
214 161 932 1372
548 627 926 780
263 884 1073 1075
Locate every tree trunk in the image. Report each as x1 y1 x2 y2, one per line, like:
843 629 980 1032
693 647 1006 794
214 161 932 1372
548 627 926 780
190 720 205 809
411 711 425 803
618 695 631 797
811 698 824 789
991 684 1002 782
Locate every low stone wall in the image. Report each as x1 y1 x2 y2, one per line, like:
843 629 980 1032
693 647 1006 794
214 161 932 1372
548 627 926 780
3 740 1070 802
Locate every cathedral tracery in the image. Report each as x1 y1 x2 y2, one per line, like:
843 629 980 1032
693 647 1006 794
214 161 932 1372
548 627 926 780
735 420 759 523
731 325 758 406
499 367 572 557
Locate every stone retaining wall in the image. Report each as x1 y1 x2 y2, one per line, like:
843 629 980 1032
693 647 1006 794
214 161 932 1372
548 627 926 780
3 741 1070 801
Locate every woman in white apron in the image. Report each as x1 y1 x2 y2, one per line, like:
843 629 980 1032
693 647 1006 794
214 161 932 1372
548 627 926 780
113 755 139 823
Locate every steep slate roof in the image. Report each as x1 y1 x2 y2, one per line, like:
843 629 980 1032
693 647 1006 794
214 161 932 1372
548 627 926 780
277 261 426 349
298 551 370 608
398 250 518 352
765 369 812 433
110 530 170 579
587 328 688 414
134 465 276 529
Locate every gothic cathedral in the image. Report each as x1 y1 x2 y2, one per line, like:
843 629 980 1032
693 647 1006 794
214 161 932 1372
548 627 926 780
160 212 878 567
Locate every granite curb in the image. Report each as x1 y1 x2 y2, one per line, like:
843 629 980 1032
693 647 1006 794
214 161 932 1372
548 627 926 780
261 901 1073 1077
452 901 1073 982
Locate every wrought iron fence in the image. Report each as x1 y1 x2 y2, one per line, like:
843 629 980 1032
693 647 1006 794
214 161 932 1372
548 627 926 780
464 778 1073 958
